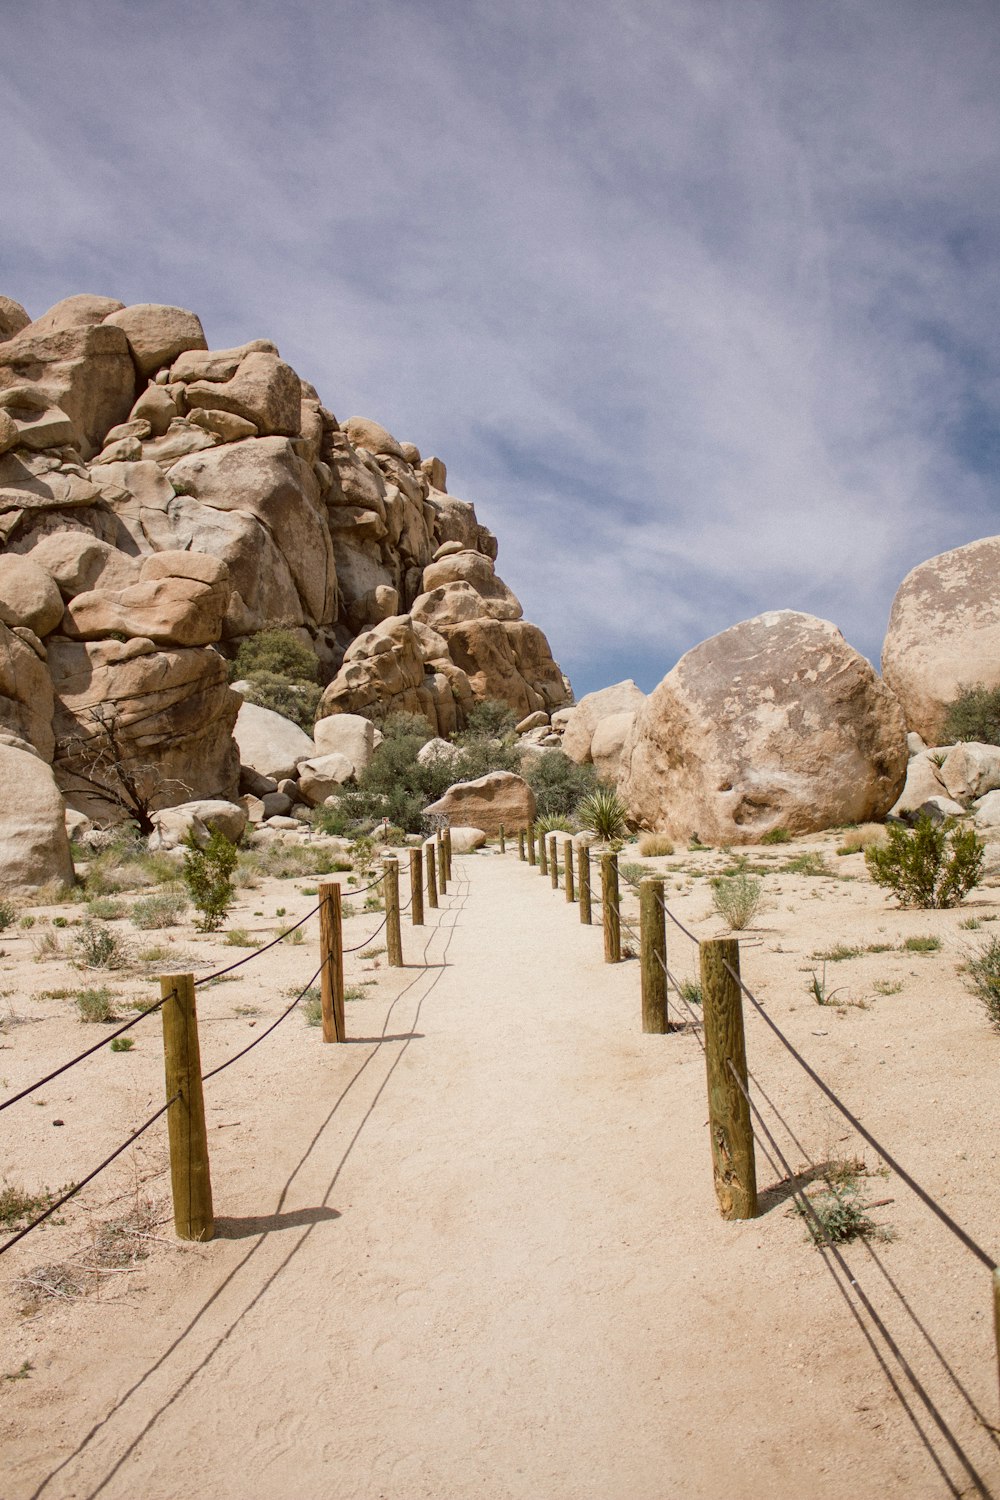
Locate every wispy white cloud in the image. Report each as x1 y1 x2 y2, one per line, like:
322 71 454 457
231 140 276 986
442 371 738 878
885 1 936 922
3 0 1000 693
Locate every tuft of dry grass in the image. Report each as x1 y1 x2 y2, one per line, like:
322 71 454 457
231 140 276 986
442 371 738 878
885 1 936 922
638 833 675 857
837 824 888 856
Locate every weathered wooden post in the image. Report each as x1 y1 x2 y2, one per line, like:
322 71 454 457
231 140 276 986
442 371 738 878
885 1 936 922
602 852 621 962
564 838 575 903
699 938 757 1220
579 844 592 924
384 858 403 967
437 834 448 895
993 1265 1000 1410
160 973 214 1241
640 878 667 1033
499 824 506 854
318 880 345 1043
539 830 548 876
549 835 559 889
426 840 438 908
527 823 536 866
410 847 424 927
518 828 526 860
444 826 453 883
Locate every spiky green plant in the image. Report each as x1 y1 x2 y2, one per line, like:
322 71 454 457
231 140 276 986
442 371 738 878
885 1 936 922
578 788 629 843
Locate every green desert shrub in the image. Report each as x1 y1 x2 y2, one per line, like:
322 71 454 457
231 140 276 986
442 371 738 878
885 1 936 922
711 872 764 930
231 629 321 731
942 683 1000 746
865 815 984 909
76 986 119 1023
0 900 16 931
75 920 132 970
759 827 791 845
962 937 1000 1031
533 812 576 835
131 892 187 929
182 829 239 932
523 752 599 819
460 699 518 738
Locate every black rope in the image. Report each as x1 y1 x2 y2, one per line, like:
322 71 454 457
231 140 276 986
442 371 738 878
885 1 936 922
723 959 997 1273
0 996 168 1114
0 1097 176 1258
194 902 321 987
726 1060 990 1499
202 964 324 1082
655 889 700 945
343 914 389 954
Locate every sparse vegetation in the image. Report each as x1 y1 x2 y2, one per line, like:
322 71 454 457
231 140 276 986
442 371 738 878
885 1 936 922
865 815 984 909
225 928 262 948
75 920 132 970
76 986 119 1023
710 872 764 930
109 1036 135 1053
872 978 904 996
85 897 127 921
780 851 829 877
760 827 791 845
231 628 322 731
962 936 1000 1031
836 824 887 856
902 934 942 953
131 892 187 929
0 900 15 931
793 1176 886 1247
942 683 1000 746
0 1182 61 1230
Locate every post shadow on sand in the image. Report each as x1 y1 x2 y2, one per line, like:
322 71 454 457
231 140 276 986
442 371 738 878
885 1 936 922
214 1206 341 1239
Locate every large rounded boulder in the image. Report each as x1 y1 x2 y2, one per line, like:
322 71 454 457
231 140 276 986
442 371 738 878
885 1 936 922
882 536 1000 743
620 611 907 845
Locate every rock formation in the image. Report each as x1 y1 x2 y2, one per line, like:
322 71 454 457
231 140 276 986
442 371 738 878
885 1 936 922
620 611 908 845
882 535 1000 744
0 290 571 877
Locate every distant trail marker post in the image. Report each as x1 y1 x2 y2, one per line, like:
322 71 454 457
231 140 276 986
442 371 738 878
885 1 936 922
160 973 214 1242
518 828 526 860
527 823 536 866
437 836 448 896
539 831 548 877
564 839 575 903
318 881 345 1043
444 827 453 883
499 824 505 854
549 835 559 889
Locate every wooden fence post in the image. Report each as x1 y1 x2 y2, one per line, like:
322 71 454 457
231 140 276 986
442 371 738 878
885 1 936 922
579 844 592 924
437 835 448 896
602 852 621 962
549 835 559 889
426 840 438 908
384 858 403 967
499 824 506 854
410 847 424 927
318 881 345 1043
640 878 667 1033
539 830 548 876
699 938 757 1220
518 828 526 861
527 823 536 866
993 1265 1000 1412
160 973 214 1242
444 827 453 883
564 839 575 902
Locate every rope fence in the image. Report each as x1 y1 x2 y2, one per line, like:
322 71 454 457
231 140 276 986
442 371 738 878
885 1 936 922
1 847 452 1257
503 825 1000 1490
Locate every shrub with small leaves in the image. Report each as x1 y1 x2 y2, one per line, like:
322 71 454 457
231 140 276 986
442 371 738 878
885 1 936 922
109 1036 135 1053
962 937 1000 1032
76 987 119 1023
865 815 984 909
0 900 15 931
75 920 132 970
131 892 187 930
182 829 239 932
942 683 1000 746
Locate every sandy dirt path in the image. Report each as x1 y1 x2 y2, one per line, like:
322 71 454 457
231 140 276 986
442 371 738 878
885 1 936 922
3 847 1000 1499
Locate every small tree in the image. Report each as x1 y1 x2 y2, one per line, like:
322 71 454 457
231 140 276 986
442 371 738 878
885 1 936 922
865 815 984 909
182 830 239 932
56 705 190 835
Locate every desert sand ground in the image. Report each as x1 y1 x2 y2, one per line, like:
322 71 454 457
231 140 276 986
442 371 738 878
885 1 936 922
1 830 999 1499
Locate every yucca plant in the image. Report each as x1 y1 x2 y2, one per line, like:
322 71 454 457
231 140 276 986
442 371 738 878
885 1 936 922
578 788 629 843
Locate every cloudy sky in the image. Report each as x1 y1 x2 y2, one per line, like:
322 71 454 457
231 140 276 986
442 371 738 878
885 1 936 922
4 0 1000 695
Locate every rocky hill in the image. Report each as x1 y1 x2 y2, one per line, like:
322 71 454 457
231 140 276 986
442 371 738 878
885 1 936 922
0 292 570 887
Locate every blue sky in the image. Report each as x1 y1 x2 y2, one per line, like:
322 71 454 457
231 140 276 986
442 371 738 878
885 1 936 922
4 0 1000 696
